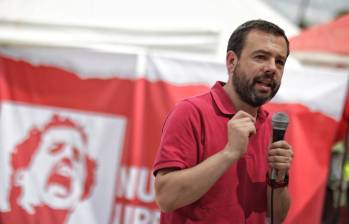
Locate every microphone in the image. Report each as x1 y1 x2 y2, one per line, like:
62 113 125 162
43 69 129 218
270 112 289 181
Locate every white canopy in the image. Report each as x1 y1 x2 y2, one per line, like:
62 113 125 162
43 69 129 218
0 0 299 60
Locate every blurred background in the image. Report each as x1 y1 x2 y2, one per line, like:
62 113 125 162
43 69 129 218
0 1 348 224
263 0 349 27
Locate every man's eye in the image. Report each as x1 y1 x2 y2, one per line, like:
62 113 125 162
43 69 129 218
255 55 266 60
49 143 64 154
276 60 285 66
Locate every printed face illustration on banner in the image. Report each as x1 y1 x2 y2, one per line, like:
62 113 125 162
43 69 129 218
11 115 96 214
0 103 127 224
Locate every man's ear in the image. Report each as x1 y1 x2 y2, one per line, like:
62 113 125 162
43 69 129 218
226 50 237 72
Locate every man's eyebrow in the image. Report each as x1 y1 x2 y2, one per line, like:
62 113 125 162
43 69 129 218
49 142 65 154
252 50 286 61
252 49 271 55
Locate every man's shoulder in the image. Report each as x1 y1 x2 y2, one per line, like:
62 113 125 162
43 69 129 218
181 91 212 110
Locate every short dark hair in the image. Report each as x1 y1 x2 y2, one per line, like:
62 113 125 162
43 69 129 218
227 19 290 58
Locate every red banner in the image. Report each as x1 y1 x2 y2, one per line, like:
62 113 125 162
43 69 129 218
0 53 343 224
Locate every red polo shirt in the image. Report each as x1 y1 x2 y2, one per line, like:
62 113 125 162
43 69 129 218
153 81 271 223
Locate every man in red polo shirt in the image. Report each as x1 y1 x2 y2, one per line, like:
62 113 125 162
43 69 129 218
153 20 293 224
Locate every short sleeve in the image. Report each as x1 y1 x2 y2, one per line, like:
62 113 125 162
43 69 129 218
153 100 203 176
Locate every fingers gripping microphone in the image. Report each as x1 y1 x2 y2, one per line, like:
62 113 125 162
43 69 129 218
270 112 289 181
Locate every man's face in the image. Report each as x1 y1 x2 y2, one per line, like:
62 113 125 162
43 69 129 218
24 128 85 209
232 30 288 107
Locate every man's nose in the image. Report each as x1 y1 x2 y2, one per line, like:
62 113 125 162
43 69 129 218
61 144 74 156
62 144 81 161
263 59 277 74
61 157 73 167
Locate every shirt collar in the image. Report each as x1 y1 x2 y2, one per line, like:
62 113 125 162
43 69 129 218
210 81 269 122
211 81 236 115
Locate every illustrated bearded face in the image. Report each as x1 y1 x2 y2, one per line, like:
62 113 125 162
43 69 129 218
33 128 85 208
15 128 87 212
232 62 281 107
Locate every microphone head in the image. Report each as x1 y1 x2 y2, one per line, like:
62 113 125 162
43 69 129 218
272 112 289 130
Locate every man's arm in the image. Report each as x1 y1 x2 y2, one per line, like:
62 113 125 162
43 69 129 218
155 149 238 212
154 111 256 212
267 140 293 223
267 186 291 223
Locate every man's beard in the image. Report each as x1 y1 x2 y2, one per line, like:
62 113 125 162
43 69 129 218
232 63 280 107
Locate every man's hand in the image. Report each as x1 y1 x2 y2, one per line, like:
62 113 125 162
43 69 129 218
267 140 293 223
268 140 293 180
224 110 256 160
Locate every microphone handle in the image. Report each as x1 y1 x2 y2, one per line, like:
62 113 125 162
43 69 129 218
273 128 286 142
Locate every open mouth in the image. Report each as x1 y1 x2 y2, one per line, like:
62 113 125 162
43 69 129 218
46 159 73 197
255 80 273 92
